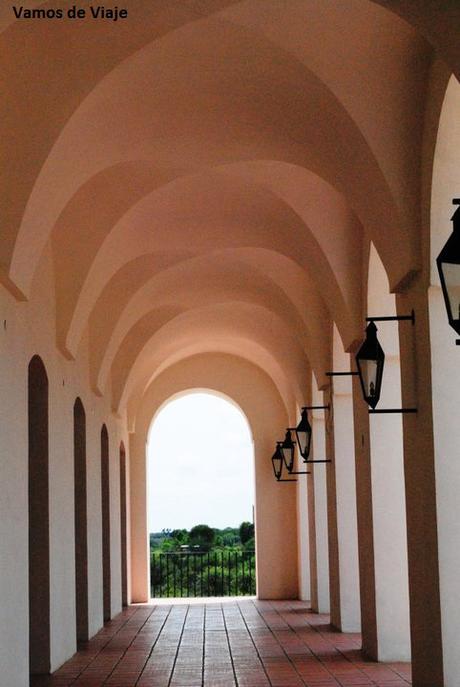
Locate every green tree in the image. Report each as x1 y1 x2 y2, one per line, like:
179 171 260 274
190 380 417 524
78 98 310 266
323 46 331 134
189 524 215 551
239 521 254 545
171 528 189 545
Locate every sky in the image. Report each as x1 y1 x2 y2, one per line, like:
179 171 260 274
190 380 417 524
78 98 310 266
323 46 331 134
147 392 255 532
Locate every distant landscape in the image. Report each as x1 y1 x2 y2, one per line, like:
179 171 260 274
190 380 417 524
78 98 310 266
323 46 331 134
150 522 256 597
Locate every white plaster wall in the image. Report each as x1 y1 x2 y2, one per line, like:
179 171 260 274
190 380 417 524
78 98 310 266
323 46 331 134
430 75 460 687
0 246 126 685
332 326 361 632
0 290 29 687
312 383 329 614
368 244 411 661
297 474 310 601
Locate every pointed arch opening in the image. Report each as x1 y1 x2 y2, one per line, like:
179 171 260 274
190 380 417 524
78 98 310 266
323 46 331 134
101 424 111 621
28 355 50 675
74 397 88 642
119 441 128 607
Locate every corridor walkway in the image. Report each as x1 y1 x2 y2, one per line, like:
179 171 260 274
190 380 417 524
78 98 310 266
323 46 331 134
31 600 411 687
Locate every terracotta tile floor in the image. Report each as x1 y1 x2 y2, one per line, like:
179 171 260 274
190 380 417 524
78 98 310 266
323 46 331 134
31 599 411 687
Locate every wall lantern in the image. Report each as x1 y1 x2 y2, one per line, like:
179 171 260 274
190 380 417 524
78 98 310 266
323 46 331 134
355 313 417 414
281 429 296 472
295 408 312 459
295 406 331 464
436 199 460 343
271 442 300 482
271 443 284 481
355 321 385 409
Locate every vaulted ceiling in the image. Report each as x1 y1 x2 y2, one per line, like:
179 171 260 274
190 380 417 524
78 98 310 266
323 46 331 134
1 0 457 422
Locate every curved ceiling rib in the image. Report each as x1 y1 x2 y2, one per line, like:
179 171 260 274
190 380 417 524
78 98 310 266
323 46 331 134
112 302 310 413
93 254 328 395
7 2 425 301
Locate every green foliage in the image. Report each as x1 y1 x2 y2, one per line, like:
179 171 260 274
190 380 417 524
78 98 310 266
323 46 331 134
239 521 254 544
189 524 215 551
150 522 256 597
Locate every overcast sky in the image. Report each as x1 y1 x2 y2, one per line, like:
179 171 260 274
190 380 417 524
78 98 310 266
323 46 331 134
147 392 255 532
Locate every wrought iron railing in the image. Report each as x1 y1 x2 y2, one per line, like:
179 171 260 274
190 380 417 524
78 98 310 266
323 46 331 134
151 550 256 598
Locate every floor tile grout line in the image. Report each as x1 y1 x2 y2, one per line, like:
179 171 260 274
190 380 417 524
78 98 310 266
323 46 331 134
202 604 206 687
99 605 167 686
220 602 238 687
270 602 363 687
234 600 274 686
275 601 410 687
67 605 150 686
102 603 171 687
134 603 177 687
249 601 313 686
167 603 191 687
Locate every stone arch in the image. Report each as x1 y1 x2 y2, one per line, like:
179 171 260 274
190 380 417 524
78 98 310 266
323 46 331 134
129 352 300 603
28 355 50 675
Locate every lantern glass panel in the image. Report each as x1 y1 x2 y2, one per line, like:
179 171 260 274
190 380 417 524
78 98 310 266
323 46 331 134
356 321 385 409
358 359 379 402
271 446 283 480
281 430 295 473
441 261 460 331
295 410 312 459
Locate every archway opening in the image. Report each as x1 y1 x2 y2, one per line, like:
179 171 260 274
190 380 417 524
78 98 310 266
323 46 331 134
74 398 88 642
28 355 50 675
120 442 128 607
101 425 111 621
147 391 255 598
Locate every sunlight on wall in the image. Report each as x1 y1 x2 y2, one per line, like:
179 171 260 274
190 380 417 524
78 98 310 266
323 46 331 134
147 391 254 532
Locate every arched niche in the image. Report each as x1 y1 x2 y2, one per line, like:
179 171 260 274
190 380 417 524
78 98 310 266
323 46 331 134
119 442 128 607
100 424 111 622
28 355 50 675
74 398 88 641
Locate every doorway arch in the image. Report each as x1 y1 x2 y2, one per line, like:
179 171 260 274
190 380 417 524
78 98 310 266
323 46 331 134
120 442 128 607
101 424 111 622
147 390 255 598
28 355 50 675
129 353 299 604
74 398 88 641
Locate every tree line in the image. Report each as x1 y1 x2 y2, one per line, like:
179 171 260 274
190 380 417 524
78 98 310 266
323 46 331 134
150 522 256 597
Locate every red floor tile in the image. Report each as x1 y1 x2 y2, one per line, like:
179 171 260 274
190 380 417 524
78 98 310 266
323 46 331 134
30 600 411 687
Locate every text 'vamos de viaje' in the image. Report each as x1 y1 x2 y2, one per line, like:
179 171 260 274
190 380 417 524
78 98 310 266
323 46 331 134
12 5 128 21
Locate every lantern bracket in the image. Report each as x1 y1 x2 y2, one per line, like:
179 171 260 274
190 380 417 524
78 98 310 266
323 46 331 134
369 408 417 414
301 405 330 410
365 310 415 325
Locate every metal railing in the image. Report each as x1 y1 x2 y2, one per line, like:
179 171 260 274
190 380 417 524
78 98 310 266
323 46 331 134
151 550 256 598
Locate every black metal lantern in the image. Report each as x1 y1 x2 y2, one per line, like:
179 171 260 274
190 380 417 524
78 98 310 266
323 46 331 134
356 321 385 409
437 199 460 338
271 443 284 481
295 408 312 460
281 429 296 473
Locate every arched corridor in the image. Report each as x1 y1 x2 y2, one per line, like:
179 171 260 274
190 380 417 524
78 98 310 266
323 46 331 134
0 2 459 686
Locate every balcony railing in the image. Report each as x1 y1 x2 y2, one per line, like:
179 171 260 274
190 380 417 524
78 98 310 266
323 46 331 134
151 550 256 598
